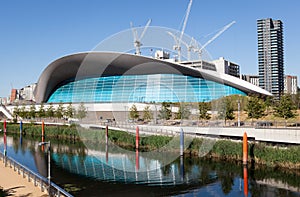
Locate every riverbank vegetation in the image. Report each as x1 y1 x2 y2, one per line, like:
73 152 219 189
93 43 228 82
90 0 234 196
1 122 300 170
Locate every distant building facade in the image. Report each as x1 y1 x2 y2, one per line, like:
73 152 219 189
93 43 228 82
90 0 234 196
284 75 298 95
10 89 17 103
212 57 240 78
242 75 259 87
9 83 37 104
257 18 284 98
19 83 36 101
0 97 8 105
180 60 216 71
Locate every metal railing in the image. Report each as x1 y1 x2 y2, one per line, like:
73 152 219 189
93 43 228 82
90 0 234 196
99 119 300 129
0 152 73 197
95 122 180 137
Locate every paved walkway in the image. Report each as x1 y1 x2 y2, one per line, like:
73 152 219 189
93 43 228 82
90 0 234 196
0 161 48 197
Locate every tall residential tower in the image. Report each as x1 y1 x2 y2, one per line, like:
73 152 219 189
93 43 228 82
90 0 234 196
257 18 284 98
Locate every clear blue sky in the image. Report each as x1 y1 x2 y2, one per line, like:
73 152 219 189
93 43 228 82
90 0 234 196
1 0 299 97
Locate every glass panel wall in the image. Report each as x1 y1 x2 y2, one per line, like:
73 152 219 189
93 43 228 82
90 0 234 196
47 74 246 103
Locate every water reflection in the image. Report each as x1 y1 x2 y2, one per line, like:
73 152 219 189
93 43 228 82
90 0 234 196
1 134 300 196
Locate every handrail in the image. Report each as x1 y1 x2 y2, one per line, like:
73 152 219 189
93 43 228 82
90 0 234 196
0 152 73 197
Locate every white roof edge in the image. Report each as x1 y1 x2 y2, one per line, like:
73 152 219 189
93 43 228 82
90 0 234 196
199 69 273 96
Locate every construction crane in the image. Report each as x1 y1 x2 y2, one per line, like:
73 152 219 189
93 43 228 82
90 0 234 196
166 31 181 61
170 0 193 62
179 0 193 45
194 21 236 59
130 19 151 55
181 37 196 61
167 31 196 61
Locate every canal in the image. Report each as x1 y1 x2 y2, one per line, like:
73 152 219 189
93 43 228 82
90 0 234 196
1 133 300 197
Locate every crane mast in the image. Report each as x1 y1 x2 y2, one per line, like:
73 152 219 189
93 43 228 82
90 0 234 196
130 19 152 55
169 0 193 62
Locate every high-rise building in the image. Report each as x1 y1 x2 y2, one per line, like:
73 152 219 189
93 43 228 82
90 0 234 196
257 18 284 98
284 75 298 95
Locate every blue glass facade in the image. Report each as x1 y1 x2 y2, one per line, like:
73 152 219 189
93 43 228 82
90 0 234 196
47 74 246 103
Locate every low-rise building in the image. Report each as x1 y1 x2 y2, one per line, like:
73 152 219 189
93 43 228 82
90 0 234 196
180 60 216 71
212 57 240 78
242 75 259 87
284 75 298 94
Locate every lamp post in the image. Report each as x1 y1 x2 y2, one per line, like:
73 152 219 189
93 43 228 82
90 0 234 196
38 141 51 194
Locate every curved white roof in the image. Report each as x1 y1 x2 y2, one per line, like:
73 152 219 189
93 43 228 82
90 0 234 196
34 51 272 103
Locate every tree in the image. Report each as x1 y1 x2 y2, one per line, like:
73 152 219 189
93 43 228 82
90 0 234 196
37 103 46 119
46 103 55 119
19 105 27 119
274 94 297 120
55 103 64 119
198 101 211 120
176 103 191 120
246 96 265 121
64 103 75 119
291 92 300 109
76 102 87 120
13 104 20 119
29 104 36 119
129 104 139 121
218 97 234 125
158 102 172 120
143 105 152 122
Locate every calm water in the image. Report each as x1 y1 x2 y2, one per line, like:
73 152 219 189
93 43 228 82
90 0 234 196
1 133 300 197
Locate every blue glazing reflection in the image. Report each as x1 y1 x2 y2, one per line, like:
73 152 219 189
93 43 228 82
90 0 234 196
47 74 246 103
51 153 217 186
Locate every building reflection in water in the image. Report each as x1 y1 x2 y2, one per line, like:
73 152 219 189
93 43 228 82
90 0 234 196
50 145 213 186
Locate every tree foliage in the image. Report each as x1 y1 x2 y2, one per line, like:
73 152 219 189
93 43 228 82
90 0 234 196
19 105 28 119
218 97 234 124
64 103 75 119
46 103 55 118
291 92 300 109
55 103 64 119
246 96 265 120
29 104 36 119
37 103 46 119
143 105 152 122
274 94 297 120
176 103 191 120
13 104 20 118
76 102 87 120
129 104 139 121
158 102 172 120
198 101 211 120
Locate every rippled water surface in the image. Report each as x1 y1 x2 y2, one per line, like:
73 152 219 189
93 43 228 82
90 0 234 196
1 134 300 197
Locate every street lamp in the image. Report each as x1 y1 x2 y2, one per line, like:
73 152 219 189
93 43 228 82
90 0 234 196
38 141 51 194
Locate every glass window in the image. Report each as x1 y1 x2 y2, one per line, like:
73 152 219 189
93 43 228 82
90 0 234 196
47 74 246 103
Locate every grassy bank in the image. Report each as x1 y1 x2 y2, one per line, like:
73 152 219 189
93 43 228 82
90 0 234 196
1 122 78 139
1 122 300 169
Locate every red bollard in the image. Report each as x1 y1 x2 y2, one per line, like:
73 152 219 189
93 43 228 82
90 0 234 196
105 125 108 144
106 143 108 163
42 120 45 137
4 119 7 133
243 132 248 165
243 166 248 197
135 149 139 170
136 126 139 150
